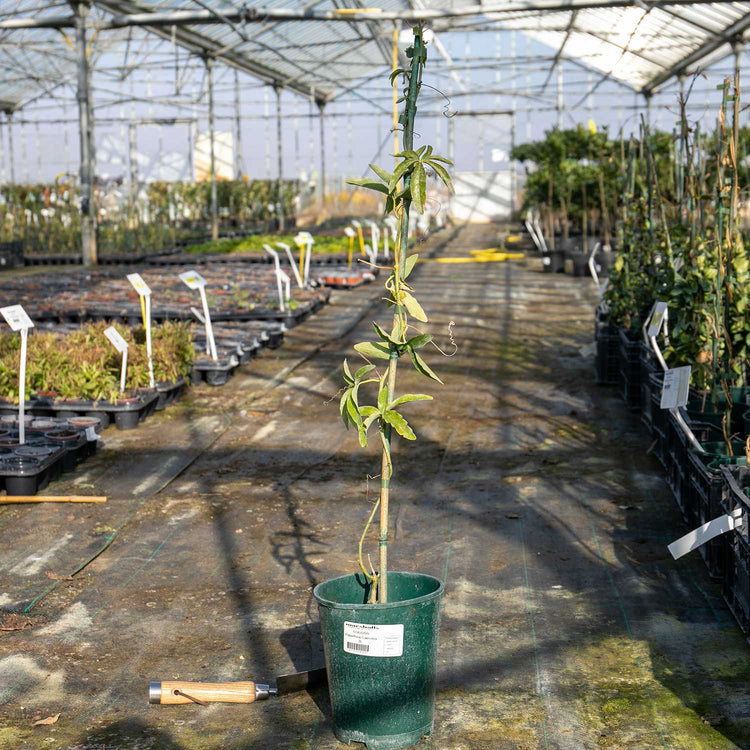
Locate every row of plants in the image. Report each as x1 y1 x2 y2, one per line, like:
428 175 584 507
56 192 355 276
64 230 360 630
184 233 349 256
515 117 750 254
602 76 750 449
0 321 193 404
0 179 300 256
592 75 750 637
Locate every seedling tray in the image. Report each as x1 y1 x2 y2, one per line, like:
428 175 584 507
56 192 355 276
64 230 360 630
37 390 160 431
0 441 66 496
155 377 187 411
192 354 240 386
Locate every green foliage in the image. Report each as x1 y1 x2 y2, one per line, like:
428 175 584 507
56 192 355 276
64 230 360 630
0 321 195 403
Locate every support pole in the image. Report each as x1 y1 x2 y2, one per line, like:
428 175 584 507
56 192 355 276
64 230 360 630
556 59 563 128
72 0 97 265
205 56 218 241
274 83 284 232
317 99 327 207
6 112 15 184
733 38 743 81
128 122 137 219
510 113 517 218
644 92 652 128
234 69 243 180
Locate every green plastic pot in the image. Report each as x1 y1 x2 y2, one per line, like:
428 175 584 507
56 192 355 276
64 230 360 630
313 571 444 750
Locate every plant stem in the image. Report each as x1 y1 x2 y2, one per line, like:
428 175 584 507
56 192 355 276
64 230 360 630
378 26 423 604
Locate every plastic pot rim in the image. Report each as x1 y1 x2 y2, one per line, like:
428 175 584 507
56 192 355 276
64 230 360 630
313 571 444 611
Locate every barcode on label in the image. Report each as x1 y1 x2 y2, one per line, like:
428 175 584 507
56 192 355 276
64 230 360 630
346 642 370 653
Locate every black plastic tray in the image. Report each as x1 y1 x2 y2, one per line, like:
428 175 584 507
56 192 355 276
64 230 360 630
0 440 66 496
192 354 240 386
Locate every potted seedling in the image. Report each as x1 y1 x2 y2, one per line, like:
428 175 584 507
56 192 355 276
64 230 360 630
312 25 453 750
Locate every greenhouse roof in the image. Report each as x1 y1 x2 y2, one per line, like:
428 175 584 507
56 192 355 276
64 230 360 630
0 0 749 110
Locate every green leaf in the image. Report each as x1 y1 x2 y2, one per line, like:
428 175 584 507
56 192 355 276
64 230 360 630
406 333 432 349
343 359 353 384
400 291 428 322
389 68 407 85
426 154 453 166
388 160 413 192
417 145 427 157
346 178 389 195
380 430 392 478
340 387 351 428
346 394 363 428
383 409 416 440
409 347 443 384
354 341 391 360
426 160 454 194
411 162 426 214
358 427 368 447
369 163 391 184
389 393 433 408
373 322 397 344
378 384 389 412
359 405 379 418
425 145 433 158
394 150 420 161
403 253 418 279
354 364 376 381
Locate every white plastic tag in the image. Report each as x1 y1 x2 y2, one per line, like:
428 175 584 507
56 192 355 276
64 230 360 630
598 278 610 299
191 306 206 324
127 273 151 296
343 622 404 657
179 270 206 289
104 326 128 353
668 508 742 559
344 227 356 238
660 366 691 409
647 301 668 337
85 426 98 442
0 304 33 331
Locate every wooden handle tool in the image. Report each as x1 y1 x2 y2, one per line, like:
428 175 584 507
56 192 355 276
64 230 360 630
0 496 107 503
150 681 274 705
149 667 326 706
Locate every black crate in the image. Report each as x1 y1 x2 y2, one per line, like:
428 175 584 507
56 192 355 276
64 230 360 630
595 325 619 385
649 372 667 468
0 240 23 270
667 416 722 525
686 446 745 578
719 465 750 635
618 328 641 410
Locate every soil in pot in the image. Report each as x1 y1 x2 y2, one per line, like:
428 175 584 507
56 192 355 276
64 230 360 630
313 572 443 750
46 429 79 442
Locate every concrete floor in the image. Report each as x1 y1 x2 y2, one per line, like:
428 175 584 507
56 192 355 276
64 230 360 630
2 223 750 749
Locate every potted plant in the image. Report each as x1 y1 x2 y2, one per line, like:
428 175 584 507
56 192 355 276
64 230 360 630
312 25 452 750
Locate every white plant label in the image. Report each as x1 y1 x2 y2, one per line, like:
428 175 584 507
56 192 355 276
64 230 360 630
660 365 691 409
0 305 33 331
668 507 742 559
343 622 403 657
647 301 668 337
179 270 206 290
127 272 151 296
344 227 356 238
85 426 98 442
598 278 610 299
104 326 128 353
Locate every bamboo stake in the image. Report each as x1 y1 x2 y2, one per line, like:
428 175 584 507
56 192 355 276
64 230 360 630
1 496 107 503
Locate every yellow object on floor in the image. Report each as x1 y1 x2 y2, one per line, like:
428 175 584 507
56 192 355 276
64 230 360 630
421 252 524 264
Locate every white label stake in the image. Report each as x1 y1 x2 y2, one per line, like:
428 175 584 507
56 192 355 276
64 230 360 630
343 621 404 657
588 242 601 290
104 326 129 393
660 366 691 410
179 270 216 362
126 273 154 387
0 305 33 445
668 507 742 559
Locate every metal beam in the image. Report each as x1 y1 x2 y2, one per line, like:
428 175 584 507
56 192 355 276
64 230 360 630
641 12 750 93
92 0 326 100
205 56 218 241
72 1 97 266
